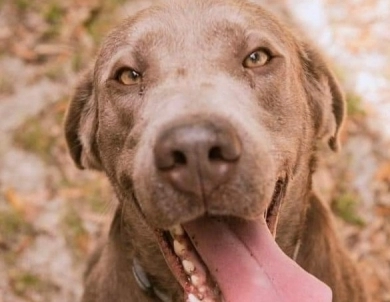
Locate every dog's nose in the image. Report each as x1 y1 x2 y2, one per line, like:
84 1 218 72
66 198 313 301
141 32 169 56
154 121 241 197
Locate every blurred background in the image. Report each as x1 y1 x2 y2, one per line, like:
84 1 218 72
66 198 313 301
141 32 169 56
0 0 389 301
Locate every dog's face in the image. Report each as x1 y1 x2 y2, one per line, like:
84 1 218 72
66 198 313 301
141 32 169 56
102 1 303 228
65 0 344 300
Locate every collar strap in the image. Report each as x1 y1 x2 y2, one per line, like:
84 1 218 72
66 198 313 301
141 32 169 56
132 258 172 302
292 238 302 262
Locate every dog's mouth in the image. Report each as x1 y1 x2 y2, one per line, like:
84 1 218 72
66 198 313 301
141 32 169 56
155 178 324 302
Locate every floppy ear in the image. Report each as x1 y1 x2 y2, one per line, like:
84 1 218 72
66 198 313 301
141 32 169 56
64 70 102 170
300 42 346 151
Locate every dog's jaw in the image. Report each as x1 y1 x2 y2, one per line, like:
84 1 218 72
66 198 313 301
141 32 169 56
155 218 332 302
152 177 332 302
153 179 288 301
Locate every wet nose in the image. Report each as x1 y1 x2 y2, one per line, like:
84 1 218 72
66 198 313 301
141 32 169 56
154 120 241 197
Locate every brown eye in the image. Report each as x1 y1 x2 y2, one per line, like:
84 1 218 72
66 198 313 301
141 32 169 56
243 49 271 68
116 68 142 85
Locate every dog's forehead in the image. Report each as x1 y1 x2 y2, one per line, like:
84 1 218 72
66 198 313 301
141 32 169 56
126 0 277 38
98 0 288 65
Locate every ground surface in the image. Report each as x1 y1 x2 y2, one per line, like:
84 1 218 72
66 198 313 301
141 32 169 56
0 0 389 301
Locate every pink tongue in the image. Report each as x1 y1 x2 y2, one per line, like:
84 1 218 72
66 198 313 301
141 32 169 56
183 217 332 302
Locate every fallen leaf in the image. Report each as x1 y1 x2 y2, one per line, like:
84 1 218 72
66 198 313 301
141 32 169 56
375 205 390 217
376 162 390 182
4 188 24 214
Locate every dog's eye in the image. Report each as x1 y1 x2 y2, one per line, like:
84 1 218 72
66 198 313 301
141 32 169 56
116 68 142 85
243 49 271 68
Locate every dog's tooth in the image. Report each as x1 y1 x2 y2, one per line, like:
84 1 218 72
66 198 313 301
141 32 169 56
198 286 207 293
190 274 201 287
191 274 207 287
187 294 201 302
182 260 195 274
173 240 186 256
170 225 184 237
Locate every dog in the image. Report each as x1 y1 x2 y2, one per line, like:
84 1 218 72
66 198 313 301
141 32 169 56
64 0 369 301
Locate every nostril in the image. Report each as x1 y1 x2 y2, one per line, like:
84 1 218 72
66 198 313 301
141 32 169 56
209 146 223 162
209 140 241 162
172 150 187 166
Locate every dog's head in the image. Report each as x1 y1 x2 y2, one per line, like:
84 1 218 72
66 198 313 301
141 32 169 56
65 0 343 300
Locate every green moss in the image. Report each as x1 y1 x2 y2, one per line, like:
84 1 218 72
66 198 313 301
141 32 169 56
45 64 66 81
9 270 57 297
63 207 86 237
332 193 365 227
0 209 33 242
13 98 68 164
13 0 31 11
86 15 113 44
87 187 108 214
13 117 56 163
62 205 89 258
44 3 64 24
41 2 65 40
0 210 22 234
42 24 61 40
111 0 128 4
2 250 18 266
71 51 87 72
11 271 41 296
346 92 366 117
84 2 122 44
61 178 110 214
0 208 34 261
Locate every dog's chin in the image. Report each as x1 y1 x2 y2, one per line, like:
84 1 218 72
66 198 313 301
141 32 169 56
153 178 288 302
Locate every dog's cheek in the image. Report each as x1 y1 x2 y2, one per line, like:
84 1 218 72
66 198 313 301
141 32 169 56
130 138 170 225
94 92 135 172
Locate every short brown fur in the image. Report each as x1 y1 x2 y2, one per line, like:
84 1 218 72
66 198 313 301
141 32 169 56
64 0 369 301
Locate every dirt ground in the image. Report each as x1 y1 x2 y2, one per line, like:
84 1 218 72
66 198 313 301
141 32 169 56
0 0 389 301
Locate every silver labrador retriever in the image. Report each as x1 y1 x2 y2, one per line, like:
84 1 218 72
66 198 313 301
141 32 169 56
65 0 369 301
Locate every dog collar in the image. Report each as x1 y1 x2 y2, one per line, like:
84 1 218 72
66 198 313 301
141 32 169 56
132 258 172 302
292 238 302 261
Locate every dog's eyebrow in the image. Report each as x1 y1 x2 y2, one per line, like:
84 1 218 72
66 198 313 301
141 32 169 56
95 2 291 86
244 31 287 56
97 47 138 83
